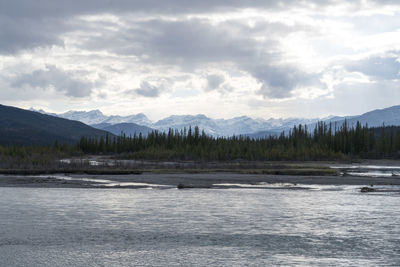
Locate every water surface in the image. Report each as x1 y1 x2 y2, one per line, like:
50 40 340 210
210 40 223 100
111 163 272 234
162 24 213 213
0 187 399 266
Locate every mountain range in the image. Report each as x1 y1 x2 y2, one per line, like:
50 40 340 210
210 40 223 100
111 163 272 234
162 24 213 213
28 105 400 138
36 109 321 137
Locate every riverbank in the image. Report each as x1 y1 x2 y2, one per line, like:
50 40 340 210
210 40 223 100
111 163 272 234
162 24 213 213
1 172 400 189
1 158 400 190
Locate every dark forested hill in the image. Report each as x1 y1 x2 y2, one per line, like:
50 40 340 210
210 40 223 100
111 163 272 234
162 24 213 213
0 104 113 146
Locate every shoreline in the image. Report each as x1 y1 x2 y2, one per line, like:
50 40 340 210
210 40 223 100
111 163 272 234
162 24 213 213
1 172 400 189
2 158 400 176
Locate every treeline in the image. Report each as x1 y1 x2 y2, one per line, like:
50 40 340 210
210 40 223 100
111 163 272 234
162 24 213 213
2 121 399 163
0 144 77 169
78 121 400 161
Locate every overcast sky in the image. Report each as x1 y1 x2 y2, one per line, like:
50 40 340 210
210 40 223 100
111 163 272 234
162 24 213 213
1 0 400 120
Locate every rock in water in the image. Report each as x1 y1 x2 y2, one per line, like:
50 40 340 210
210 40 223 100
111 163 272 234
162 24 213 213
177 183 185 189
360 187 375 193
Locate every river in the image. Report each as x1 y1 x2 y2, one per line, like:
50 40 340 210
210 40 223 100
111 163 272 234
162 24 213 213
0 187 399 266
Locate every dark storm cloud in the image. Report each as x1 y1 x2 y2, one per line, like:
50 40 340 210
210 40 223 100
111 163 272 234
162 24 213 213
3 0 397 21
134 81 161 98
346 53 400 81
0 0 346 19
0 16 65 54
11 65 93 97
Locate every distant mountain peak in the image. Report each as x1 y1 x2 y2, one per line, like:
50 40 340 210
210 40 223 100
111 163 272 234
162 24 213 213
63 109 104 116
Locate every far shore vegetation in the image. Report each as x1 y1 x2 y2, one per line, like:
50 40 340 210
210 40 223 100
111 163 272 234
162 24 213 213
1 121 400 173
78 121 400 161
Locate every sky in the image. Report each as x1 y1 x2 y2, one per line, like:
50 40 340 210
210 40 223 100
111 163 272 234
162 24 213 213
1 0 400 121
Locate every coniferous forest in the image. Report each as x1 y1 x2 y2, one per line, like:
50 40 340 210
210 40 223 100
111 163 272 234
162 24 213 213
1 121 400 168
76 121 400 161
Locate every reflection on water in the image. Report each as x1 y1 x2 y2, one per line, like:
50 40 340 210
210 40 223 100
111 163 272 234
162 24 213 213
346 171 398 178
59 159 113 166
331 165 400 170
0 187 399 266
30 175 172 188
331 164 400 178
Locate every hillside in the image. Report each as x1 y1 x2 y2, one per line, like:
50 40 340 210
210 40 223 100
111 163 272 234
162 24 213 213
333 105 400 128
0 105 113 146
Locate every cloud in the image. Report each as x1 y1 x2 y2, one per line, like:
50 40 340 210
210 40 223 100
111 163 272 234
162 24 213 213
11 65 93 97
1 0 399 55
0 16 65 54
2 1 399 19
345 52 400 81
0 0 338 20
1 0 397 101
1 0 400 119
252 64 324 99
134 81 161 97
80 17 322 98
205 74 225 91
81 18 260 63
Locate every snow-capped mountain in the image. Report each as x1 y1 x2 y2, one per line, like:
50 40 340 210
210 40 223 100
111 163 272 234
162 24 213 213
30 104 400 137
154 114 221 135
59 110 108 125
31 109 153 128
47 110 153 127
102 113 152 127
153 114 321 136
32 108 317 136
216 116 272 136
266 118 320 131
